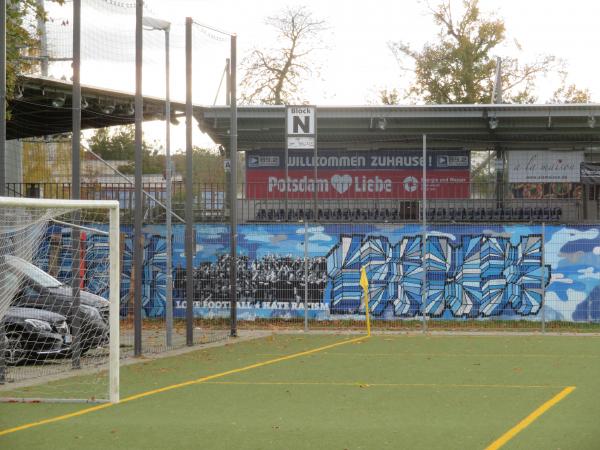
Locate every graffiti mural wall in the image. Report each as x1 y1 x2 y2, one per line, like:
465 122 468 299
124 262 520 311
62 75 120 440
37 223 600 322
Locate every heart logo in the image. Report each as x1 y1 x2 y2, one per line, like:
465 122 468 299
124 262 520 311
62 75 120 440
331 174 352 194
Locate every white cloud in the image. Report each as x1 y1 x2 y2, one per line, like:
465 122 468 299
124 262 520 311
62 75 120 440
545 228 600 269
550 273 573 284
577 267 600 280
544 288 586 320
296 225 333 242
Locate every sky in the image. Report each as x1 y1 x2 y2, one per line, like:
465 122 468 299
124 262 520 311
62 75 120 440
44 0 600 152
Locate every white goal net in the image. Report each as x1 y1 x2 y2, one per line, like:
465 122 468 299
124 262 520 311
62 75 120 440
0 197 119 403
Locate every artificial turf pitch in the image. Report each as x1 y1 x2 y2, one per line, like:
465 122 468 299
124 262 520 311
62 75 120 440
1 333 599 449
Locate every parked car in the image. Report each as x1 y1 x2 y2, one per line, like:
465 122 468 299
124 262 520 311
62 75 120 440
3 255 109 355
2 306 71 365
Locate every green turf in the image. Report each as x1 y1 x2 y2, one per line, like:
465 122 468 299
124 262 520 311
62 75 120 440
1 333 600 449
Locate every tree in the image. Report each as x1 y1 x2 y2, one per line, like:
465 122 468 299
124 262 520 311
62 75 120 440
87 125 165 175
386 0 560 104
240 6 327 105
549 71 591 104
6 1 63 99
172 147 225 185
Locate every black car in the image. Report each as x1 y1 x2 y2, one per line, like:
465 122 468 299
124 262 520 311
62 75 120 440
4 255 110 354
2 306 71 365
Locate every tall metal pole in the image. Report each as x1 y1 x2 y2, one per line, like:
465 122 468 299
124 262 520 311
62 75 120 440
0 0 6 384
133 0 143 356
70 0 83 369
313 112 318 219
304 221 308 331
421 134 427 333
185 17 194 346
225 58 230 106
229 34 238 337
36 0 49 76
0 0 4 383
541 222 546 333
0 0 6 195
164 26 173 348
284 112 289 218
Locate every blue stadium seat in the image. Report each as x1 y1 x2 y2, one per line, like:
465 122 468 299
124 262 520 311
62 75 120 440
465 208 475 221
426 207 435 222
542 207 550 221
492 208 502 221
382 208 391 222
448 207 456 221
435 207 446 222
514 207 523 221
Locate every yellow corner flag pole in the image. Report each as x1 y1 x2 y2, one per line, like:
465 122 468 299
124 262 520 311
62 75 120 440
360 267 371 337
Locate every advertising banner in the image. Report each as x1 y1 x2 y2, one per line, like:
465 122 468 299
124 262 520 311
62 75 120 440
580 163 600 184
246 149 471 199
508 150 583 183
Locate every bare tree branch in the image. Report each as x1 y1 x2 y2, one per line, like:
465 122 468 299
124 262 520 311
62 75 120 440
240 6 328 105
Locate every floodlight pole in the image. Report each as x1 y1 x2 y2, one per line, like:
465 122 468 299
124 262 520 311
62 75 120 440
421 134 427 333
0 0 6 385
185 17 194 346
0 0 5 196
143 15 174 348
71 0 83 369
229 34 238 337
133 0 143 356
0 0 5 384
164 26 173 347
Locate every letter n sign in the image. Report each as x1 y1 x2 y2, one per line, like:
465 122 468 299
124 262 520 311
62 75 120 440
287 106 315 135
287 105 316 149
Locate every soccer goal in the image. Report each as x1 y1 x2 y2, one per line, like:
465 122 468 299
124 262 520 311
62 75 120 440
0 196 119 404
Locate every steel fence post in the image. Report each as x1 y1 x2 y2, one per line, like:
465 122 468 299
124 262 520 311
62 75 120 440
541 222 546 333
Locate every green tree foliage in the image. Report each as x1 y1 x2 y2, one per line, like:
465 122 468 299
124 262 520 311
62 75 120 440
87 125 165 175
386 0 560 104
6 0 63 99
549 71 592 104
240 6 327 105
172 147 225 185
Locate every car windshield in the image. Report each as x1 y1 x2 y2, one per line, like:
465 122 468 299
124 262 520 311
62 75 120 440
6 256 63 288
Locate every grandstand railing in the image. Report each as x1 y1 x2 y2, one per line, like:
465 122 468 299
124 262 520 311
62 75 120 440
6 180 585 224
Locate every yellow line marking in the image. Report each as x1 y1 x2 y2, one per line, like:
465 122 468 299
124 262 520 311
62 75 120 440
485 386 576 450
0 335 368 437
203 381 565 389
256 351 600 359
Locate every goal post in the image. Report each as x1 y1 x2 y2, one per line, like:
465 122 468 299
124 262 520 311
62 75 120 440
0 196 119 404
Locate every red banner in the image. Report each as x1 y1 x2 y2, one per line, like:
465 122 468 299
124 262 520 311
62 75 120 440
246 169 470 199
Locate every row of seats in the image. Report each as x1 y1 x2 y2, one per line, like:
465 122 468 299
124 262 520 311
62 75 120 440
255 207 418 222
425 206 563 222
254 206 563 222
